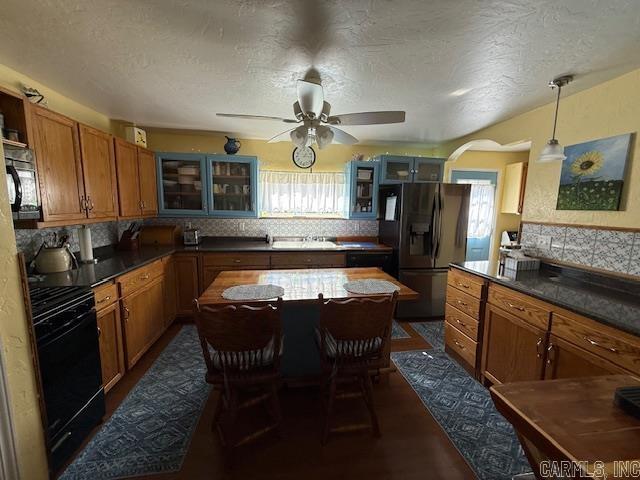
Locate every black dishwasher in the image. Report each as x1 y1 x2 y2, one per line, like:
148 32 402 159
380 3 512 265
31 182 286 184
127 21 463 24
345 251 394 275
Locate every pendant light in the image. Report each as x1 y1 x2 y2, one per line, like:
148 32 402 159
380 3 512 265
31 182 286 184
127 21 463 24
538 75 573 163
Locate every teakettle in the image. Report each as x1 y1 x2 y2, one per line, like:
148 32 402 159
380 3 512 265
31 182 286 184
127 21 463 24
223 136 241 155
34 246 76 273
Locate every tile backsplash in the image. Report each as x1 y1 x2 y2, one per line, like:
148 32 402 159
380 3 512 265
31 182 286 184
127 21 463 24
14 221 128 260
521 222 640 277
15 217 379 259
145 217 379 238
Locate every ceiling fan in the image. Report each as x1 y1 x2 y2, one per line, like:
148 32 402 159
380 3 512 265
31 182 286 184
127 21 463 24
217 77 405 149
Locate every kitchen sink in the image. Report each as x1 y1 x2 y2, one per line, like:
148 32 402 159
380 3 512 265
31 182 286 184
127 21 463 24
271 240 338 250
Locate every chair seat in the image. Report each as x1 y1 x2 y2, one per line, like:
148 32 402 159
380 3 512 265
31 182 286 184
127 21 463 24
315 328 382 359
208 336 284 371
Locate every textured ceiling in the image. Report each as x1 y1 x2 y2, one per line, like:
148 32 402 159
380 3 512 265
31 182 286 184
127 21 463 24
1 0 640 143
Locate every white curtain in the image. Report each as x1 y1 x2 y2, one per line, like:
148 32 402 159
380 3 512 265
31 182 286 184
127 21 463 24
260 171 346 215
466 183 495 238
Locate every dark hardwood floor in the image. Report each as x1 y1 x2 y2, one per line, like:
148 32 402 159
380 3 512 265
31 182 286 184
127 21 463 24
64 319 475 479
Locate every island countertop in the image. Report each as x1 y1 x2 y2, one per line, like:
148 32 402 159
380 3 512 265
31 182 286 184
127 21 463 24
450 260 640 338
198 267 418 305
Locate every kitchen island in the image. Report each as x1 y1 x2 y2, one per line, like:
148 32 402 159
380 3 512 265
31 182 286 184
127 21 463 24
199 267 418 377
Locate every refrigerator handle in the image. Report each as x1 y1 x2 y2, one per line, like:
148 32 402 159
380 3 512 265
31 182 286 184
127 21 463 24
433 186 443 259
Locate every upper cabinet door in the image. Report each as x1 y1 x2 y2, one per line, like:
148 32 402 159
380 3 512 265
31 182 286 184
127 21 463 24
78 124 118 219
348 161 379 219
157 153 208 216
32 106 87 222
138 147 158 216
114 138 141 218
413 157 444 183
379 155 414 184
207 155 258 217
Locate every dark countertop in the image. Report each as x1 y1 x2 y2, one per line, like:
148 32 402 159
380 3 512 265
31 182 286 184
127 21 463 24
28 237 392 289
181 237 393 253
450 260 640 338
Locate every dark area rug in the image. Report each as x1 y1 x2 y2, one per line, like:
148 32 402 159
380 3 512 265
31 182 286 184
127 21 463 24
391 319 410 339
60 326 211 479
392 320 531 480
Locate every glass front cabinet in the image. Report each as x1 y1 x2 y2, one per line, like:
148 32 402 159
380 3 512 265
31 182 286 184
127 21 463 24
346 161 379 219
157 153 208 216
207 155 258 217
156 153 258 217
378 155 444 184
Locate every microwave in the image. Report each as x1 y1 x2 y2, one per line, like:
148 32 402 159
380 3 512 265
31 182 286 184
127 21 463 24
4 145 41 220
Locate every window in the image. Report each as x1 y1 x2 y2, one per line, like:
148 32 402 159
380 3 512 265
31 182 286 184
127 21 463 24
454 179 495 239
260 171 346 217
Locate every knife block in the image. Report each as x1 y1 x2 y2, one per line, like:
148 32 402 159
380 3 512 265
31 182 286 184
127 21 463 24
118 231 140 251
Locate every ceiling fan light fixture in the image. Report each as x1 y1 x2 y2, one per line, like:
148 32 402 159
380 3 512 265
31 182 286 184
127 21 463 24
290 125 308 148
316 125 334 149
538 75 573 163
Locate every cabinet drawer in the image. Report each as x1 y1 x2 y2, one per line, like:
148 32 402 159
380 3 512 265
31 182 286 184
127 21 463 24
117 259 163 297
270 253 346 268
445 321 477 368
202 253 270 268
446 285 481 320
445 303 479 341
447 268 484 299
551 312 640 375
93 282 118 310
488 284 550 331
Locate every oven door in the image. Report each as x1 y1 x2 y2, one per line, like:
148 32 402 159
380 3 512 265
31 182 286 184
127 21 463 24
37 308 104 440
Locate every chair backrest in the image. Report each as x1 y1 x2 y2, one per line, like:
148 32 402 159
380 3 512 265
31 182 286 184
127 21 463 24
194 299 283 377
317 292 398 365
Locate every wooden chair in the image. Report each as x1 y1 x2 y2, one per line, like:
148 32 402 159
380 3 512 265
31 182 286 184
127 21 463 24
316 292 399 443
194 298 284 462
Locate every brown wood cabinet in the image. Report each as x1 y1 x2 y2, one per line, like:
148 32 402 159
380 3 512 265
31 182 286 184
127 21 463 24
544 334 626 380
163 256 177 326
175 254 201 315
121 276 164 369
447 266 640 389
200 253 271 293
32 106 86 222
96 301 125 392
114 138 158 218
138 147 158 216
482 303 547 385
270 252 346 269
78 124 118 219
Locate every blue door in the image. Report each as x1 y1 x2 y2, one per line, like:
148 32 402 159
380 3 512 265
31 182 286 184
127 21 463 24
450 170 498 262
207 155 258 217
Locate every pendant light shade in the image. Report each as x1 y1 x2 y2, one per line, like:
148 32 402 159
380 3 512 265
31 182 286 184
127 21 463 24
538 75 573 163
539 139 566 162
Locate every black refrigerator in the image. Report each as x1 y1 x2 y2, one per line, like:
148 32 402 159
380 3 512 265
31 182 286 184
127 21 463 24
379 183 471 318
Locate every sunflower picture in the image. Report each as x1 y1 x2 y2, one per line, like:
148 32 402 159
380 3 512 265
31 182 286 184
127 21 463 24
556 133 633 211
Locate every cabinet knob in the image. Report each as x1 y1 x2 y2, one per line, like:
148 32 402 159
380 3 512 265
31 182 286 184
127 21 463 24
507 302 525 312
123 305 130 320
453 339 465 350
97 326 102 337
546 343 555 365
536 338 543 358
97 295 111 304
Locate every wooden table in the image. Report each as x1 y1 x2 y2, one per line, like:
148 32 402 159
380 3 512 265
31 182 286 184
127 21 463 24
198 267 418 378
491 375 640 480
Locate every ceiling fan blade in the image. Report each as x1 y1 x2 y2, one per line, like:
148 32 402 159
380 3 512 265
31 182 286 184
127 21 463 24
328 126 358 145
267 128 295 143
296 80 324 118
217 113 298 123
327 111 405 126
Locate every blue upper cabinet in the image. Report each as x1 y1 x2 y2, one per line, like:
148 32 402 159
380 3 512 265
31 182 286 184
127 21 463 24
157 152 208 216
206 155 258 218
346 161 379 219
378 155 444 184
413 157 445 183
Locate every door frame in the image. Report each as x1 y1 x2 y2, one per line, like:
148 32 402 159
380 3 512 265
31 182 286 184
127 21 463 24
448 168 500 262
